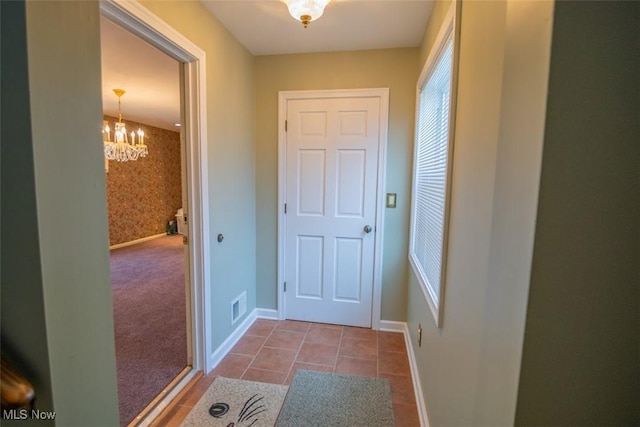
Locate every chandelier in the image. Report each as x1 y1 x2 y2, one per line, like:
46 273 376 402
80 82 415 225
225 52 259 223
282 0 330 28
103 89 148 162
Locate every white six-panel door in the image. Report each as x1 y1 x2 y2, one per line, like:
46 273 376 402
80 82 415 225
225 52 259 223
284 96 382 327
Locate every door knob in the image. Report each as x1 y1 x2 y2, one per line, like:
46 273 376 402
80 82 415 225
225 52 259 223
363 225 372 234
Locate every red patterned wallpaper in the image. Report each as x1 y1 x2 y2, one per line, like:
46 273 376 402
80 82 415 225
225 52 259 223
105 116 182 245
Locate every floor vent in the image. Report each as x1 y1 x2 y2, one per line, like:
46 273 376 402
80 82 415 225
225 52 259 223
231 292 247 324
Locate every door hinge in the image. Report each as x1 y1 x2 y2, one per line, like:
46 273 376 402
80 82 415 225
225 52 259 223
182 235 188 245
284 282 287 292
285 120 288 132
284 203 287 214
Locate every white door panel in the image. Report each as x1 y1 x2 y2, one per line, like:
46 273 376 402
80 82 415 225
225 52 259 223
297 150 326 216
296 235 324 299
334 237 364 301
284 96 381 327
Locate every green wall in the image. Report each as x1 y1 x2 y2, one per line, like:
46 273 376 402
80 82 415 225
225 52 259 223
1 1 56 424
1 0 257 423
140 1 257 349
406 1 554 425
418 0 452 67
1 1 121 424
254 48 418 321
515 1 640 424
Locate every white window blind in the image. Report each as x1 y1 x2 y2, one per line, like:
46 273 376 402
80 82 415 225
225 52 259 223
410 29 455 327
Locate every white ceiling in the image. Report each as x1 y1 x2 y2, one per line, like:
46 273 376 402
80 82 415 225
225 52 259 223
100 1 433 131
201 0 434 56
100 17 181 131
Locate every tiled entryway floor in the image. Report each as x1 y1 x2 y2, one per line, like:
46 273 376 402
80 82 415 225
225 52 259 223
153 319 421 426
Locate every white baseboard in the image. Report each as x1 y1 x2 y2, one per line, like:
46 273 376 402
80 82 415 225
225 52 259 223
208 308 278 370
109 233 167 250
379 320 406 333
210 309 257 369
380 320 429 427
400 323 429 427
255 308 278 319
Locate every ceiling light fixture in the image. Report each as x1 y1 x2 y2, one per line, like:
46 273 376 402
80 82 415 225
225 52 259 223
103 89 148 162
282 0 330 28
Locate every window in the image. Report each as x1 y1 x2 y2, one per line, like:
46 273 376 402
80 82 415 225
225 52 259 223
410 9 457 327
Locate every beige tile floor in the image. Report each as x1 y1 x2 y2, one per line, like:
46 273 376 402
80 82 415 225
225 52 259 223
152 319 420 426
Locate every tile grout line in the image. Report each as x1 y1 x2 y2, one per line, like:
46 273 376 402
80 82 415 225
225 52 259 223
334 326 345 373
292 323 311 381
282 322 311 384
239 321 277 380
377 330 381 379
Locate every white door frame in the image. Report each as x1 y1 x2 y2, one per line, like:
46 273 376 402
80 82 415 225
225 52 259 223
100 0 212 373
277 88 389 330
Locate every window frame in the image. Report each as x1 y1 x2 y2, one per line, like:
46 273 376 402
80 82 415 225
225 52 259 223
409 3 459 328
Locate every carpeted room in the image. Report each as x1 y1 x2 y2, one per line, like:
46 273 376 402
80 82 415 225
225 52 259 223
101 14 193 425
104 115 188 425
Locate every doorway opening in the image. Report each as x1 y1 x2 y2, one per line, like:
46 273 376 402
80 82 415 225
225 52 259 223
101 15 189 426
100 1 211 425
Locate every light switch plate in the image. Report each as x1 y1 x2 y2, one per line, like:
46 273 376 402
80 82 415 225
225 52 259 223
386 193 397 208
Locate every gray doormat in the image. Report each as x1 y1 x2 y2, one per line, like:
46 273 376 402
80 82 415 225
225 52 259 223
181 376 288 427
276 370 394 427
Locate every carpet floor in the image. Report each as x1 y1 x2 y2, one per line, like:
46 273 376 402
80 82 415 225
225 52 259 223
181 377 288 427
276 370 394 427
111 235 188 426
